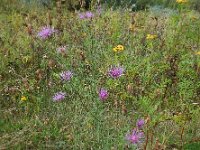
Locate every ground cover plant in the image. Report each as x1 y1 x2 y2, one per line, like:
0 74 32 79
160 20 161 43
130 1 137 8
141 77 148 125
0 0 200 149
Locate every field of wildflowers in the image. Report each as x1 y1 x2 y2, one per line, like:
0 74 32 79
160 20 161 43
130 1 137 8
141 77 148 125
0 0 200 149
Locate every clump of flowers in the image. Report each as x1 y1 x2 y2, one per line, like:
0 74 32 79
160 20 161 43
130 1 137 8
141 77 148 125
99 88 108 101
53 92 66 102
126 129 144 144
60 71 73 81
37 26 56 39
56 46 67 54
78 11 94 19
146 34 157 40
176 0 187 3
113 45 124 52
21 96 27 102
136 119 145 129
108 66 124 78
126 118 145 145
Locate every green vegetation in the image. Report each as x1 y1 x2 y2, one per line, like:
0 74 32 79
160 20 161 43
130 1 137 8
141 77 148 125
0 0 200 149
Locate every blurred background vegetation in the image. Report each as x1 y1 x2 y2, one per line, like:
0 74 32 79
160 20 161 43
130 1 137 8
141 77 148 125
1 0 199 12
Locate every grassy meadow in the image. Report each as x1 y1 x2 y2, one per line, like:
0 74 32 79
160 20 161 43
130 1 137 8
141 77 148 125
0 0 200 149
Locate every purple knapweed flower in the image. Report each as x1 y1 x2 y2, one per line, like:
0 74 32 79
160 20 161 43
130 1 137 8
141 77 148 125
108 66 124 78
60 71 73 81
85 11 94 18
53 92 66 102
99 88 108 101
136 119 145 129
78 11 94 19
37 26 56 39
126 129 144 144
79 13 86 19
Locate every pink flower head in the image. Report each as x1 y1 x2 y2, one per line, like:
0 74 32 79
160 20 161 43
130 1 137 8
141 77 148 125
99 88 108 101
136 119 145 129
37 26 56 39
108 66 124 78
53 92 66 102
60 71 73 81
85 11 94 18
79 13 85 19
126 129 144 144
78 11 94 19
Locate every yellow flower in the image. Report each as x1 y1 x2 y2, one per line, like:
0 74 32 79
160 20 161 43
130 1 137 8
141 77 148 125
21 96 27 101
113 47 118 52
146 34 157 40
113 45 124 52
116 45 124 51
196 51 200 55
176 0 187 3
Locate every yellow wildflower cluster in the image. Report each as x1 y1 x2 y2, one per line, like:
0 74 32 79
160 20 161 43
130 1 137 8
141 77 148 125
113 45 124 52
146 34 157 40
21 96 27 101
176 0 187 3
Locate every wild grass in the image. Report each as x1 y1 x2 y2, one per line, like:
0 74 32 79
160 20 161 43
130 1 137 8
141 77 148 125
0 1 200 149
